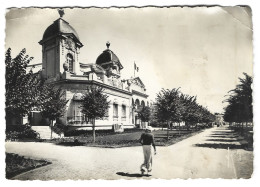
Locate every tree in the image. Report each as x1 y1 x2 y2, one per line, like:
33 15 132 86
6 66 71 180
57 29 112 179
155 88 184 139
40 84 69 139
137 106 151 123
155 88 215 136
5 48 44 125
223 73 253 128
81 86 110 143
180 93 197 130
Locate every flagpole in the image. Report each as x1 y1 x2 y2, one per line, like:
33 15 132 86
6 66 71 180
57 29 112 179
134 61 135 78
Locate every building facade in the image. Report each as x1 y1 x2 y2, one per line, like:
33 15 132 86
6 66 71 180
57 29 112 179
34 12 149 130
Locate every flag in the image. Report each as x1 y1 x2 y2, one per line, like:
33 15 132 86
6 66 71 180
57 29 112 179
134 62 139 72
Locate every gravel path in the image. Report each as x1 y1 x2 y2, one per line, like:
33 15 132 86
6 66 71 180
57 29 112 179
5 126 253 180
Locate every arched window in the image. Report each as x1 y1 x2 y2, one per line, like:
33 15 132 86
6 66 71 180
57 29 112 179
135 99 140 107
141 100 145 107
67 53 74 72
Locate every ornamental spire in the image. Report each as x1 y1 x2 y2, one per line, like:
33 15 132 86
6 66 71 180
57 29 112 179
106 41 110 49
58 8 65 18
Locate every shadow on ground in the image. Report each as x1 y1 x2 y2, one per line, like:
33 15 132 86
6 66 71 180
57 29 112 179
116 172 151 178
194 128 249 150
194 143 247 149
55 142 85 146
211 132 236 135
205 139 241 142
207 135 239 138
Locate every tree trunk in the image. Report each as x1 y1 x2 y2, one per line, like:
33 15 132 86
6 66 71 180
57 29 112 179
241 122 244 135
179 122 180 135
50 120 53 139
167 121 169 140
93 119 96 143
246 122 248 137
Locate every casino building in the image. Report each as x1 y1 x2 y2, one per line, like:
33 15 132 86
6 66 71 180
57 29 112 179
31 10 150 133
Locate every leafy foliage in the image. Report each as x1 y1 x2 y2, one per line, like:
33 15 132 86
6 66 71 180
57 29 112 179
38 84 69 138
155 88 184 123
81 86 110 120
6 125 40 140
51 121 68 136
81 85 110 142
223 73 253 123
179 94 198 123
137 106 151 122
155 88 215 126
5 48 44 120
5 48 69 134
6 153 50 179
40 84 69 121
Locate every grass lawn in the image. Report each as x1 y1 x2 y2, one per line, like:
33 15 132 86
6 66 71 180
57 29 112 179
51 128 206 148
6 153 51 179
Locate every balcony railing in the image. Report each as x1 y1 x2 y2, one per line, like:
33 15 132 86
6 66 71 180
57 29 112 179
96 116 109 120
107 79 123 89
68 115 110 126
67 116 86 126
113 116 118 121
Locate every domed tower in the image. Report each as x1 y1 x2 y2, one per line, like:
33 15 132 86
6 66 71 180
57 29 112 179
96 42 123 78
39 9 83 80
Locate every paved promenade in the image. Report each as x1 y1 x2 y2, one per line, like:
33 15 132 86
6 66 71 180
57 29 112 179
5 126 253 180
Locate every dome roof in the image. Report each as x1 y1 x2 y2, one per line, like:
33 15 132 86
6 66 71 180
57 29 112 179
96 42 123 69
42 18 80 42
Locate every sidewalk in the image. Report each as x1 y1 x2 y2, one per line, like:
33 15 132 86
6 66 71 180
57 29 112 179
5 126 252 180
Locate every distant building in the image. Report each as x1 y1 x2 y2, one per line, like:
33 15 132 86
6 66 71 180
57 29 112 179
214 113 224 126
31 12 149 132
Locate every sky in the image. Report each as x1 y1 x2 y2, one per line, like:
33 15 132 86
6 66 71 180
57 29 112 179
5 6 253 114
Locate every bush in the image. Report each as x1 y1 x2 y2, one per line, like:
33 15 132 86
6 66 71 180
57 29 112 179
65 129 114 137
6 153 51 179
51 122 68 136
6 125 39 140
123 128 143 133
150 122 168 128
64 128 142 137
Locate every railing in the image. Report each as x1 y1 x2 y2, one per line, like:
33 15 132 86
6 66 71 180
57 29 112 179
68 115 111 126
96 116 109 120
113 116 118 121
107 79 124 89
67 116 86 125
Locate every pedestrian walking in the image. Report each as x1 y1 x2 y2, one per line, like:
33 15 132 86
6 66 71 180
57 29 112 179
139 126 156 175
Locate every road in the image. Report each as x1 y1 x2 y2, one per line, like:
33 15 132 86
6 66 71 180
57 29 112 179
5 126 253 180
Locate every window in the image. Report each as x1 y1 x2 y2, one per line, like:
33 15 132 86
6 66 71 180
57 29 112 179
113 104 118 117
121 105 126 121
122 105 126 117
67 53 73 72
113 104 118 121
74 101 85 124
